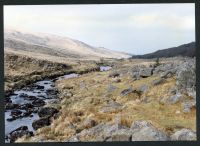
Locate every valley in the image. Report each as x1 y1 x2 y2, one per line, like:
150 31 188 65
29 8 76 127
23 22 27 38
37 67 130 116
4 30 196 142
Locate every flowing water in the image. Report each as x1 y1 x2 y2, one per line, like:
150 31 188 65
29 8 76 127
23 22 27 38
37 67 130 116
5 73 79 142
100 66 112 71
5 66 111 142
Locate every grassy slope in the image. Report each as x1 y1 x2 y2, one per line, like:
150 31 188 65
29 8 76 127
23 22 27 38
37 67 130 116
18 59 196 142
4 51 100 94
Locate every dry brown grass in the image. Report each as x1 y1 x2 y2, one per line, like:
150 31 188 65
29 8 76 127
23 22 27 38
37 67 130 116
12 58 196 142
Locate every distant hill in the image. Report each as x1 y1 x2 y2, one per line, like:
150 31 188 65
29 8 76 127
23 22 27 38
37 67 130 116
4 29 131 60
132 42 195 59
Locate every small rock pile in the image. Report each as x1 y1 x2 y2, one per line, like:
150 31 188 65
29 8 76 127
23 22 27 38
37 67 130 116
65 120 196 141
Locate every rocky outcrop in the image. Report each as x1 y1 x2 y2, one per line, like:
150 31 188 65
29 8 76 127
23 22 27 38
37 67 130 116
171 129 196 140
105 129 132 141
153 63 176 75
160 69 177 79
132 72 140 81
32 107 59 130
71 123 130 141
120 88 133 96
38 107 59 118
139 68 153 78
32 117 51 130
176 59 196 90
100 101 123 113
152 78 165 86
130 66 141 80
182 100 196 113
130 121 169 141
66 120 171 142
83 118 97 129
187 88 196 99
166 93 184 104
160 92 184 104
7 126 34 143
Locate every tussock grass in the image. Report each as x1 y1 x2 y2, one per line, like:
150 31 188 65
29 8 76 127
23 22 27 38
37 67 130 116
13 59 196 142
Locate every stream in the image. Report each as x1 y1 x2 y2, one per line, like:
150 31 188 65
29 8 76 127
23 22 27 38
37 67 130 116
5 66 111 143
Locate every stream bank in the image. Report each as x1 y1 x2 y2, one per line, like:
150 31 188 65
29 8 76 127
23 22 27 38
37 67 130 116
5 66 112 143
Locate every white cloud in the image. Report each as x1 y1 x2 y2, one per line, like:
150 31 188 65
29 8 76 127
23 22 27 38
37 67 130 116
4 4 195 54
129 13 195 32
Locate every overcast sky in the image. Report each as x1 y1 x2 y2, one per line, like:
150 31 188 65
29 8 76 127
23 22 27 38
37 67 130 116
4 4 195 55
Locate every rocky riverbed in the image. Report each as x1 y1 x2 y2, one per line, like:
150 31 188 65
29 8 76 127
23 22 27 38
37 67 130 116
5 73 79 143
5 66 112 143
